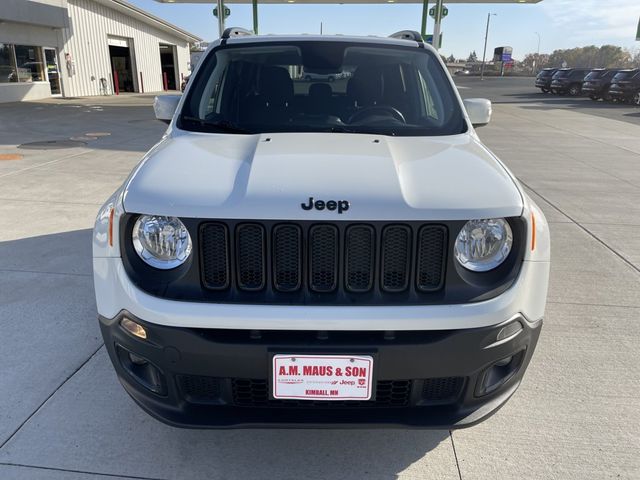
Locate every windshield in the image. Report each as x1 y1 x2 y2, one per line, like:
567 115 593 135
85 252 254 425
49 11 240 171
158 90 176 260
585 70 606 80
613 70 638 81
553 70 570 79
179 41 467 136
537 69 555 78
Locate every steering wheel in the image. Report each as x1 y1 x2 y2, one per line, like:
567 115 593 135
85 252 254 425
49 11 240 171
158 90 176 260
348 106 406 124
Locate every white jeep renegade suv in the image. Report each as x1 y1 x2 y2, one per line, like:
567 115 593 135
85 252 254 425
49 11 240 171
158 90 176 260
93 29 550 428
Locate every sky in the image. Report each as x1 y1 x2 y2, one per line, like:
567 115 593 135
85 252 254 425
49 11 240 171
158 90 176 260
129 0 640 60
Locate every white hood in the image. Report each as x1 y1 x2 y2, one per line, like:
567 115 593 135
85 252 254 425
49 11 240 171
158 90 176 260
123 131 523 221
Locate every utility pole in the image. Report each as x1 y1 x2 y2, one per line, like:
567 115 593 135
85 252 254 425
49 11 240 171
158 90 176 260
480 13 495 80
216 0 225 37
533 32 541 74
420 0 429 39
320 22 323 35
432 0 443 50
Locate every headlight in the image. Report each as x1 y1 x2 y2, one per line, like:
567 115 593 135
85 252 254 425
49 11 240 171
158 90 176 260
454 218 513 272
132 215 192 269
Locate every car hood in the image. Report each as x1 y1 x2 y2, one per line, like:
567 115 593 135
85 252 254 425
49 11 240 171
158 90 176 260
123 131 523 221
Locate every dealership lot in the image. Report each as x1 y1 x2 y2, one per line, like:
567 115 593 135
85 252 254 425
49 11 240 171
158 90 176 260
0 79 639 479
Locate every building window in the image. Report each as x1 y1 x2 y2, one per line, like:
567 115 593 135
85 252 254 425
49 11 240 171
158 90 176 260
14 45 45 82
0 44 47 83
0 43 17 83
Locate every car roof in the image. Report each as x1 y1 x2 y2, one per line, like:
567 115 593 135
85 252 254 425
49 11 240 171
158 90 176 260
206 33 436 54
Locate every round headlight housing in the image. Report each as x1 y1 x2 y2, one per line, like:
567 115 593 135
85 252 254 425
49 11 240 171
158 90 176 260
454 218 513 272
132 215 192 269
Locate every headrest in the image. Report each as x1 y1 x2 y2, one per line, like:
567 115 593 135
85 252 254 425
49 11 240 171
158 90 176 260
258 66 294 106
347 66 384 107
308 82 332 99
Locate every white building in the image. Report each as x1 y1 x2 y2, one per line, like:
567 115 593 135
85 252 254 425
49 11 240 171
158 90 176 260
0 0 201 103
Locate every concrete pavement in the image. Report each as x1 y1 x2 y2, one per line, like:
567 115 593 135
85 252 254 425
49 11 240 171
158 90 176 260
0 88 639 479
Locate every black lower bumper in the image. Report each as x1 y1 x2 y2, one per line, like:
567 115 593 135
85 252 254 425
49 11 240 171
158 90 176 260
99 312 542 429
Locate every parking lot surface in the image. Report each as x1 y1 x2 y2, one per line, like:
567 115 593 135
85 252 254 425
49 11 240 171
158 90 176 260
0 79 639 479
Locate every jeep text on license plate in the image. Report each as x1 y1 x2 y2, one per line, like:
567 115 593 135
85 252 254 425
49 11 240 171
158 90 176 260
272 355 374 400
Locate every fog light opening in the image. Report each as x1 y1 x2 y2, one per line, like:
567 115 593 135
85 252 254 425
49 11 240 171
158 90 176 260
476 350 526 397
129 352 148 365
121 317 147 340
115 345 166 396
493 355 513 367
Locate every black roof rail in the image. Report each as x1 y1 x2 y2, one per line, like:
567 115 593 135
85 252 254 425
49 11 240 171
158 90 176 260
221 27 254 40
389 30 424 45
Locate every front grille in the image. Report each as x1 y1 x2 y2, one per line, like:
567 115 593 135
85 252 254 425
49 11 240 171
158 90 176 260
199 221 447 304
232 379 412 408
178 375 464 408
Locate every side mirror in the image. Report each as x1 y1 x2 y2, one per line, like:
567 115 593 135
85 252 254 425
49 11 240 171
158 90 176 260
153 95 181 124
463 98 492 127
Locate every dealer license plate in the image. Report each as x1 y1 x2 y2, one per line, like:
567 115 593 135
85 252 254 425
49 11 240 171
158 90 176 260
272 354 374 401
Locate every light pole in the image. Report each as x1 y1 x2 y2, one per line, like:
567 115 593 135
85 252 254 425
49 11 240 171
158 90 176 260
480 13 496 80
533 31 541 74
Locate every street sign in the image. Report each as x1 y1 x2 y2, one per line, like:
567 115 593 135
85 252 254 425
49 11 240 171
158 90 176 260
429 5 448 19
423 33 443 48
213 6 231 18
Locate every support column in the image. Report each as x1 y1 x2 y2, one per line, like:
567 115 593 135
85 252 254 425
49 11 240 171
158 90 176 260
432 0 443 50
216 0 225 37
420 0 429 39
253 0 259 34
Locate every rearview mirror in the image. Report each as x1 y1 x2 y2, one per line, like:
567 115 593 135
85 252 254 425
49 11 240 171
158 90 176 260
463 98 492 127
153 95 181 124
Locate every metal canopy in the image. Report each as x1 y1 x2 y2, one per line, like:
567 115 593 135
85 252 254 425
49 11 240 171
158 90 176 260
156 0 540 3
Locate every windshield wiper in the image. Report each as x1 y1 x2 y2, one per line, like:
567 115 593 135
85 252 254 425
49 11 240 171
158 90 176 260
180 116 253 134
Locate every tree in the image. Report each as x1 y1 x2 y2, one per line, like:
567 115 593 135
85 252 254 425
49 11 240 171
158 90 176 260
522 53 550 72
546 45 632 69
446 54 456 63
467 51 478 63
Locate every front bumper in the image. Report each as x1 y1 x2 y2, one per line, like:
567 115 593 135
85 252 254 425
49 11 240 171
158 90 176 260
581 83 602 95
100 311 542 429
608 88 635 100
535 79 551 89
550 81 569 91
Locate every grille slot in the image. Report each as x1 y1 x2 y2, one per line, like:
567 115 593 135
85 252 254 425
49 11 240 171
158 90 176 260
309 224 339 293
416 226 447 292
345 225 375 292
421 377 464 404
178 375 223 404
236 224 266 291
273 224 302 292
200 223 229 290
381 225 411 292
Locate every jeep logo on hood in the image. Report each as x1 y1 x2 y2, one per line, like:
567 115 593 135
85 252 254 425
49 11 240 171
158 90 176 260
301 197 349 214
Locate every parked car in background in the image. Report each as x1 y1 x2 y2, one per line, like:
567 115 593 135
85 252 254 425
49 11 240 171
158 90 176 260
302 71 337 82
550 68 591 95
608 69 640 104
582 69 619 101
455 69 471 76
534 68 557 93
